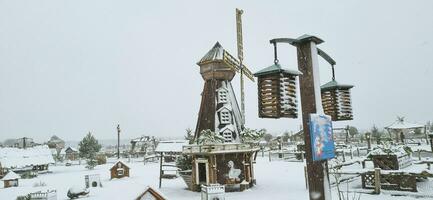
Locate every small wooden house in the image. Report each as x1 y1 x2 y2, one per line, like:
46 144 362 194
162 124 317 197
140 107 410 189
65 147 79 161
2 171 20 188
136 186 167 200
110 161 130 179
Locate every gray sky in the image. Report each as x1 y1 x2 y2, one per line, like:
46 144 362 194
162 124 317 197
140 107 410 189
1 0 432 142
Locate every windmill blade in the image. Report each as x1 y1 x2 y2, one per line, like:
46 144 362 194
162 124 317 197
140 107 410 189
223 51 255 82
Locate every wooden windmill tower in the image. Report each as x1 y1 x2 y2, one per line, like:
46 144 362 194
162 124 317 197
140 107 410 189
194 42 254 143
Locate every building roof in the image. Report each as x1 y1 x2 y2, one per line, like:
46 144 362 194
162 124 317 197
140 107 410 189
321 80 354 92
386 117 424 130
197 42 225 65
0 145 55 169
110 160 130 170
155 140 188 153
65 147 78 152
1 171 20 180
254 63 301 77
136 186 167 200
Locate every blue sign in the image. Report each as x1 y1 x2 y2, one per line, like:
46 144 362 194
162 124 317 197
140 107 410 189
309 114 335 161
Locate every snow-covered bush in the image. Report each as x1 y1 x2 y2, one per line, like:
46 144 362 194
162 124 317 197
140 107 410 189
196 129 225 144
241 128 265 143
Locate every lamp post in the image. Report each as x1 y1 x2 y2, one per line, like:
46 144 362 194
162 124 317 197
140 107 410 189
117 124 121 159
255 35 349 200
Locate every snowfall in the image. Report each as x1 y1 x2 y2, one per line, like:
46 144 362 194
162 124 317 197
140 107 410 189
2 153 433 200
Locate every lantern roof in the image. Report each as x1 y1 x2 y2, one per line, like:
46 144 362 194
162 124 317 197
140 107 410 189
321 80 353 91
254 63 302 77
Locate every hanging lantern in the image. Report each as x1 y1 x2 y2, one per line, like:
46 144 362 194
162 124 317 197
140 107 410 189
254 63 301 118
321 67 354 121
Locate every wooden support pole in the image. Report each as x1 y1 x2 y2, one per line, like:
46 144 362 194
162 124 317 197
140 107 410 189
374 168 381 194
296 37 330 200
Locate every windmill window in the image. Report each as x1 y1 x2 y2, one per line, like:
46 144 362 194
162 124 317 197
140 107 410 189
223 131 233 142
220 111 231 124
218 90 228 103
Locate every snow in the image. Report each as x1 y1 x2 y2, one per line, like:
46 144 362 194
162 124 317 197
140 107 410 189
0 145 55 169
1 155 432 199
1 171 20 180
155 140 188 153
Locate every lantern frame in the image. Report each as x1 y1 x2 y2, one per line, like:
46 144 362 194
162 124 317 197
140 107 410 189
321 79 354 121
254 63 301 119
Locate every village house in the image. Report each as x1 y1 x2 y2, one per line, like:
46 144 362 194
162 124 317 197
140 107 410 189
110 161 130 179
64 147 79 161
0 145 55 174
1 171 20 188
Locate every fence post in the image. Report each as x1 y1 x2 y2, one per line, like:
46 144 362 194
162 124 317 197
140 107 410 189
374 168 381 194
357 147 360 157
418 149 421 161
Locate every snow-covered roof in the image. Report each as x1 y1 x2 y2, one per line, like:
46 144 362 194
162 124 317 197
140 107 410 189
385 117 424 130
110 160 130 170
137 186 168 200
1 171 20 180
217 104 232 112
220 125 235 133
155 140 188 153
0 145 55 169
65 147 78 152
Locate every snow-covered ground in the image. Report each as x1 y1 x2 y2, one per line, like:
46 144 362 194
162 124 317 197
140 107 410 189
0 156 431 199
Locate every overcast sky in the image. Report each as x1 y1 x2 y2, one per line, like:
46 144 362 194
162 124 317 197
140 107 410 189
1 0 432 142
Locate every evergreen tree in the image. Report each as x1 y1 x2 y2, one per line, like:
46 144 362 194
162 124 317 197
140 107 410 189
371 125 381 144
79 132 102 169
184 128 194 144
348 126 359 137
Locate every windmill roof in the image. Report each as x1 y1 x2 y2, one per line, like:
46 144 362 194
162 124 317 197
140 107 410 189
1 171 20 180
321 80 354 91
197 42 225 65
254 63 302 77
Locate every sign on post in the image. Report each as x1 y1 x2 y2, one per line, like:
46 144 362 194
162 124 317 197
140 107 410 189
309 114 335 161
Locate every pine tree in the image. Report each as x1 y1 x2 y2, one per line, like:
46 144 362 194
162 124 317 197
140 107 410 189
79 132 102 169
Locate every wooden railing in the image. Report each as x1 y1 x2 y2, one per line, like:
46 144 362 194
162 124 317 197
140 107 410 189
182 143 259 154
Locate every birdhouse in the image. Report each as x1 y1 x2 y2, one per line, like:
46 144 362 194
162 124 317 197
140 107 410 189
321 80 353 121
254 63 301 118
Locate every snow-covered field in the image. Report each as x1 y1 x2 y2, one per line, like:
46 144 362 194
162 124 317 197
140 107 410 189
0 156 431 200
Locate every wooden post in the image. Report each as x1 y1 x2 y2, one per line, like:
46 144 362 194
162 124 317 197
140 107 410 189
296 36 330 200
374 168 381 194
342 151 346 162
159 152 163 188
357 147 360 157
350 148 353 160
362 160 366 169
418 149 421 161
428 163 431 170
